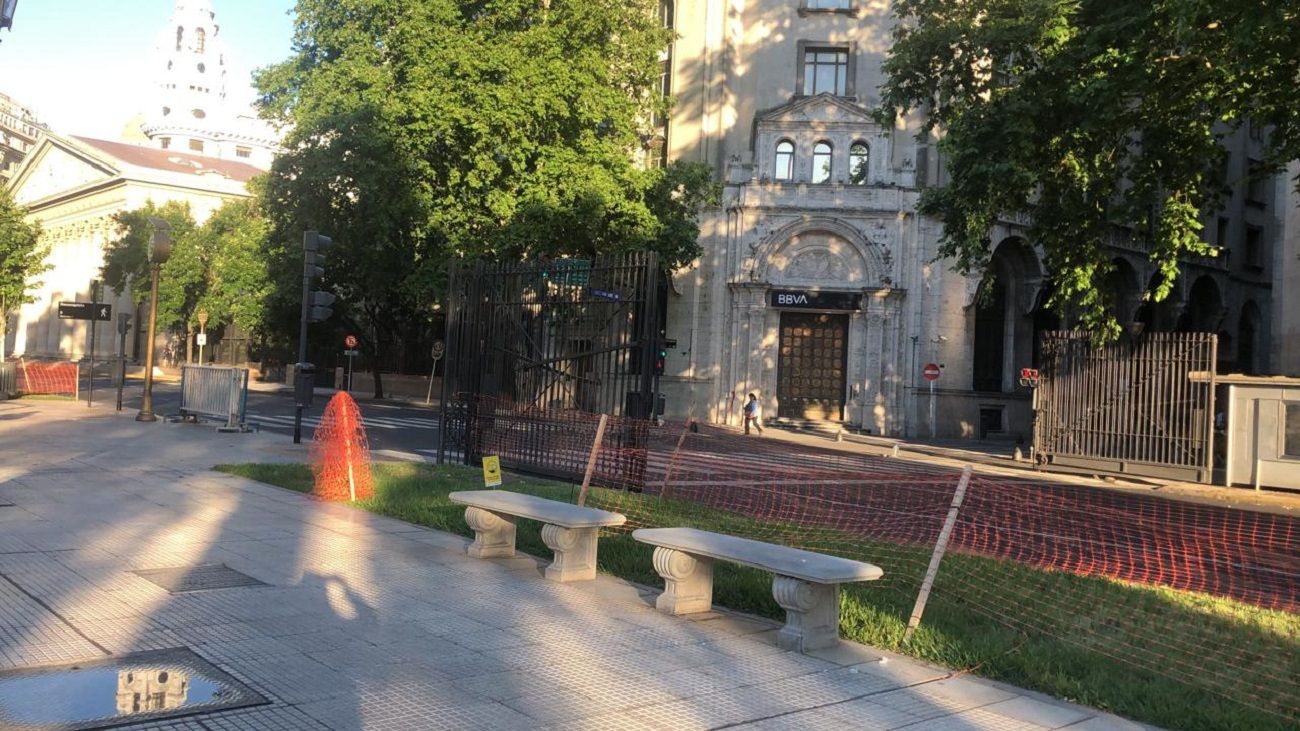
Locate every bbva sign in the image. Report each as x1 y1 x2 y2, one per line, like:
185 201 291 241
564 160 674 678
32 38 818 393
768 289 861 311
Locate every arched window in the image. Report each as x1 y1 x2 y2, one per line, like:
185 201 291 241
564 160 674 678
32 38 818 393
774 140 794 181
849 142 869 184
175 27 183 51
812 142 832 184
195 28 206 53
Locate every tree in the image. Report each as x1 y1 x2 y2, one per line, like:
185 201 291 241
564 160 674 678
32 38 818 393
254 0 717 396
101 199 274 361
0 189 47 361
880 0 1300 339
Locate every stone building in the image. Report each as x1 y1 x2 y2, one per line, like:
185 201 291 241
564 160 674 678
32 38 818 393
0 91 45 184
138 0 279 169
4 133 259 360
655 0 1282 440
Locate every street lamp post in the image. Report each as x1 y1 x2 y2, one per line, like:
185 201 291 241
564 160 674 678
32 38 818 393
136 219 172 422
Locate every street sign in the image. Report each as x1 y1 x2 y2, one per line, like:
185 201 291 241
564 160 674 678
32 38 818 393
431 340 445 360
58 302 112 321
345 334 358 349
343 349 360 357
923 363 942 382
482 455 502 488
195 333 207 347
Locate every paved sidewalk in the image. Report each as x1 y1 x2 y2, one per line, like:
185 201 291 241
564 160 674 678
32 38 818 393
0 399 1155 730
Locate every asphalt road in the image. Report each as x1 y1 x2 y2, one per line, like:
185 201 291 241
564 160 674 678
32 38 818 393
94 379 443 457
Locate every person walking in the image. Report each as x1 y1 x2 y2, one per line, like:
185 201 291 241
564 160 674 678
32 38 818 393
743 392 764 435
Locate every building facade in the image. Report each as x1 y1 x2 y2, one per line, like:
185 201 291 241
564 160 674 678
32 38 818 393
0 92 45 184
4 133 258 361
656 0 1281 440
1277 163 1300 377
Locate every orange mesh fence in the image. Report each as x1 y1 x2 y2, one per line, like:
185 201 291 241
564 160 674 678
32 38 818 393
17 359 78 396
463 398 1298 724
310 391 374 501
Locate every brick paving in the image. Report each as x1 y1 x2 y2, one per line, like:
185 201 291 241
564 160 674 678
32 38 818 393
0 399 1155 730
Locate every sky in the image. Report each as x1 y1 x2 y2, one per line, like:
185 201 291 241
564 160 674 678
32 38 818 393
0 1 297 140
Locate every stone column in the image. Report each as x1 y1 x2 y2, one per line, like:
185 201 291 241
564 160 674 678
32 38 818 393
463 506 517 558
772 575 841 652
651 547 714 614
540 524 600 582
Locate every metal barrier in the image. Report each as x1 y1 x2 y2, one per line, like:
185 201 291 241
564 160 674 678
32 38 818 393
179 365 249 430
0 362 15 399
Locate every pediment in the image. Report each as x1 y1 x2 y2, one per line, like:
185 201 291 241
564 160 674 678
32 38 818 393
10 136 120 206
757 94 877 127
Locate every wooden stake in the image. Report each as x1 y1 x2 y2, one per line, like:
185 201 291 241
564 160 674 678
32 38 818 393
576 414 609 506
902 465 972 644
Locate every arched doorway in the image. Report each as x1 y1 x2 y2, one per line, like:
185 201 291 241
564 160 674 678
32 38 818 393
1238 301 1261 374
1177 276 1224 333
971 238 1045 392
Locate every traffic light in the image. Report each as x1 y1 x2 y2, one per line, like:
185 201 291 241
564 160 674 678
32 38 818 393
303 230 334 322
653 337 675 376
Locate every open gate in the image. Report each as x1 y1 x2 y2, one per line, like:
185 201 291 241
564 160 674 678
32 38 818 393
436 254 662 476
1033 331 1217 483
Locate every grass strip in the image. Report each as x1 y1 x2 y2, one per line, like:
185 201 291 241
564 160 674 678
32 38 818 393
215 461 1299 731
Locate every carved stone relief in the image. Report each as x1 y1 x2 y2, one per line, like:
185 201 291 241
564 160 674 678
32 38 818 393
787 249 850 282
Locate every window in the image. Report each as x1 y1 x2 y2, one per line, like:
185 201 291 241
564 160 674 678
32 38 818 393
1245 159 1268 206
195 28 206 54
1285 403 1300 458
1244 226 1263 269
197 62 205 73
812 142 832 184
161 106 171 117
799 45 851 96
192 108 206 119
189 139 204 152
774 140 795 181
235 146 252 159
799 0 856 15
849 142 869 184
159 137 171 150
175 26 183 51
1216 217 1229 248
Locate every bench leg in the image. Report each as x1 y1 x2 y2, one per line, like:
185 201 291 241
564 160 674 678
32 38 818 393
651 547 713 614
772 576 840 652
541 524 599 582
464 506 517 558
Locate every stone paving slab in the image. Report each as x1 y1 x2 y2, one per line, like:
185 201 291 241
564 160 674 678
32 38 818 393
0 400 1159 730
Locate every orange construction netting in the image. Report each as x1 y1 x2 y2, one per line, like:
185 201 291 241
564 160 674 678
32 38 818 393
310 391 374 502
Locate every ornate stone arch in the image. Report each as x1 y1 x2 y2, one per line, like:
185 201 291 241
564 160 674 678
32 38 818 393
752 217 890 287
963 236 1047 313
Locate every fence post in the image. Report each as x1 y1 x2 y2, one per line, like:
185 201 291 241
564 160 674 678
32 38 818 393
902 465 972 644
576 414 610 507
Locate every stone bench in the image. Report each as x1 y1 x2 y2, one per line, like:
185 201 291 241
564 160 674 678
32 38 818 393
449 490 626 582
633 527 882 652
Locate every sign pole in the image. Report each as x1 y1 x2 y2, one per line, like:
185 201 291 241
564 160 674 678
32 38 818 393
426 340 445 405
929 379 935 439
115 313 130 412
87 280 99 408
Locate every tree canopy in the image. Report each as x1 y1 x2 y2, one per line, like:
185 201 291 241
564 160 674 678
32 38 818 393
101 199 273 346
253 0 717 390
881 0 1300 339
0 189 46 360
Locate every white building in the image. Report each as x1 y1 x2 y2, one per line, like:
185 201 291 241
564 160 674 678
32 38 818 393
656 1 1281 440
138 0 279 169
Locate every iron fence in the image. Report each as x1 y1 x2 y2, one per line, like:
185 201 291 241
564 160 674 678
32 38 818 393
0 361 14 399
1033 331 1217 482
437 253 663 469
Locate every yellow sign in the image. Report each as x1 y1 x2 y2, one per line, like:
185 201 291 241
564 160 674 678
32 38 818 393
482 456 502 488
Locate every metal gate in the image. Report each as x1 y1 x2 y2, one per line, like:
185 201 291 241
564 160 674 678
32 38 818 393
1033 331 1217 482
437 254 662 473
777 312 848 421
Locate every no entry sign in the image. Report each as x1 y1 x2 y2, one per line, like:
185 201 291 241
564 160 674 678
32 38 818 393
923 363 941 382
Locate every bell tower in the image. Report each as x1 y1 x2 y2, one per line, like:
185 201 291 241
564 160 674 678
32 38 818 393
142 0 229 155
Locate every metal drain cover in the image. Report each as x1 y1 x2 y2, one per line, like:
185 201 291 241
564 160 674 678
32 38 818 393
0 647 267 730
131 564 267 593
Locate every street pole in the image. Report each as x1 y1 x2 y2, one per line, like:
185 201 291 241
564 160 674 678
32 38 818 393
136 264 161 422
87 279 99 408
293 236 311 445
116 314 129 412
197 311 208 364
929 378 936 439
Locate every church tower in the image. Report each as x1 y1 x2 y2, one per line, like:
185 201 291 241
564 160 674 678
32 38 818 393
139 0 278 168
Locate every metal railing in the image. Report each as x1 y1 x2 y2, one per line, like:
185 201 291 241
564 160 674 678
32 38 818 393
0 361 15 399
179 364 249 430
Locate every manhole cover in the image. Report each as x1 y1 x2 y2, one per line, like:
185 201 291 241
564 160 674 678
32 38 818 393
0 647 267 730
130 564 267 593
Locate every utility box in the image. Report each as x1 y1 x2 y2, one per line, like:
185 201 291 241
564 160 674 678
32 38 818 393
1219 374 1300 490
294 363 316 408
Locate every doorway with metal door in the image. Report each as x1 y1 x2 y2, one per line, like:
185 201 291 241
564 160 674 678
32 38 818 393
777 311 849 421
